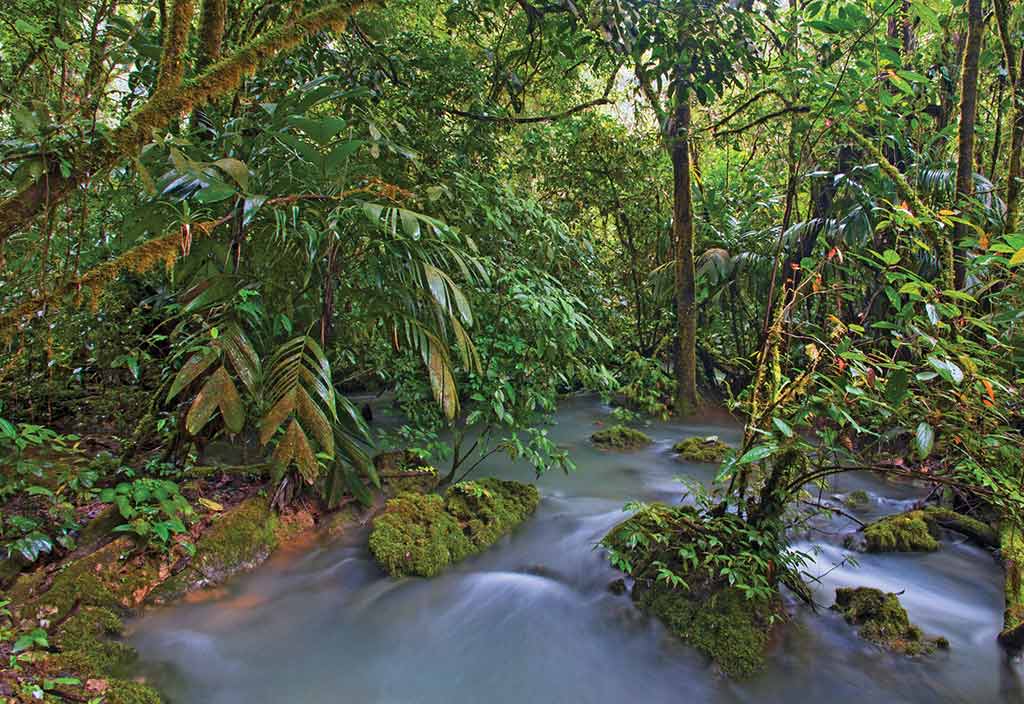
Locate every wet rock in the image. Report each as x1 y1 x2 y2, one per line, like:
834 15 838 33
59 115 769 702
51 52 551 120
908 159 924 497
591 425 652 450
369 478 540 578
608 578 627 595
857 507 997 553
833 586 948 655
844 490 871 509
374 450 441 494
672 436 730 463
601 504 780 678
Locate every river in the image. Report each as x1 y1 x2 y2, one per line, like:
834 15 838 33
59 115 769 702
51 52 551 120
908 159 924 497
127 394 1024 703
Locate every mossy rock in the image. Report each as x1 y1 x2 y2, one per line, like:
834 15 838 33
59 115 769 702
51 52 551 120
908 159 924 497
672 436 730 463
833 587 948 655
591 424 652 450
844 490 871 509
639 581 773 678
151 496 277 601
860 507 997 553
369 478 540 578
861 511 940 552
602 505 779 678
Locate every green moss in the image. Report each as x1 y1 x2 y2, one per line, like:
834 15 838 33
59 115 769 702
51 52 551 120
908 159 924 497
845 490 870 508
640 582 771 678
57 606 135 673
672 436 730 463
861 508 998 553
591 424 652 450
862 511 940 552
1001 524 1024 638
444 479 541 549
601 505 778 678
833 587 946 655
368 492 472 577
154 496 277 599
105 679 164 704
921 507 998 548
369 479 540 578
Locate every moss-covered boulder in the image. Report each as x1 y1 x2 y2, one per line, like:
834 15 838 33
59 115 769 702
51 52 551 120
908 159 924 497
369 478 540 577
844 490 871 509
602 504 780 678
150 496 277 601
859 507 997 553
833 587 948 655
591 424 652 450
672 436 730 463
861 511 940 552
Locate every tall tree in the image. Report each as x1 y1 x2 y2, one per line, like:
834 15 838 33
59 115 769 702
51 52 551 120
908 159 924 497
599 0 760 415
953 0 985 286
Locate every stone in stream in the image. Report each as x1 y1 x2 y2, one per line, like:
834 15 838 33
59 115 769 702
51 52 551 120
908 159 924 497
368 478 540 578
833 587 949 655
853 507 998 553
590 424 652 450
601 503 781 679
672 436 731 463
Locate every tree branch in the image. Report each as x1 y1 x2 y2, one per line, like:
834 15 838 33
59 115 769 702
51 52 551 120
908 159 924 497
0 0 379 257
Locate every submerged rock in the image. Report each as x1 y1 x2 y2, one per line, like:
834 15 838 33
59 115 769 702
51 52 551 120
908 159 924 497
591 424 652 450
602 504 780 678
369 478 540 578
833 587 948 655
672 436 730 463
858 507 997 553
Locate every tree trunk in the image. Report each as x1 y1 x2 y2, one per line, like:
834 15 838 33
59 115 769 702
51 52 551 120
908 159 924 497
671 92 699 415
995 0 1024 232
953 0 984 287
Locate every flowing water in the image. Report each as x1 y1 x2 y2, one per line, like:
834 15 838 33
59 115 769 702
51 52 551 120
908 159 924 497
128 395 1024 703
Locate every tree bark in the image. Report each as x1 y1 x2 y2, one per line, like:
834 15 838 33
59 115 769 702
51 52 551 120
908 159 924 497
0 0 377 258
671 92 699 415
995 0 1024 232
953 0 984 287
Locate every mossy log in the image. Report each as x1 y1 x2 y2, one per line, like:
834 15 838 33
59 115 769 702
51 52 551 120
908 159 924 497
998 522 1024 649
368 478 540 577
590 424 652 450
833 587 948 655
859 507 997 553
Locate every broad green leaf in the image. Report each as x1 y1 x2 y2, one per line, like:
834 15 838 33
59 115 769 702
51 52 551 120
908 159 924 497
915 422 934 459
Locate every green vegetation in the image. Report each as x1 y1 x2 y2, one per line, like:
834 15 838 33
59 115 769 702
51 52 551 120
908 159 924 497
369 479 540 577
833 587 948 656
590 425 652 450
1 0 1024 694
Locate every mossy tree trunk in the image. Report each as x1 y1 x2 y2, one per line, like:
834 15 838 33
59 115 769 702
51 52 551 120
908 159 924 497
670 88 699 416
995 0 1024 233
952 0 984 288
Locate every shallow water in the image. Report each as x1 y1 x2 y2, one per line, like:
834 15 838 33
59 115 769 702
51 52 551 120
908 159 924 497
129 395 1024 703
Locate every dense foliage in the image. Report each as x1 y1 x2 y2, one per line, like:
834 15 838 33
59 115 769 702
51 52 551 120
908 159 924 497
3 0 1024 692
